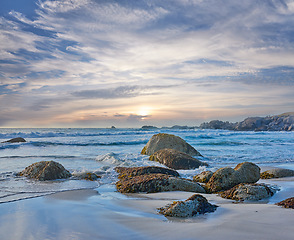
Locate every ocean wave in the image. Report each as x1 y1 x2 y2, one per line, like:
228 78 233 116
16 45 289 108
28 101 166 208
198 141 249 146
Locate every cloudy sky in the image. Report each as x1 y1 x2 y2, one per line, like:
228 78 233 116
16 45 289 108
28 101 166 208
1 0 294 127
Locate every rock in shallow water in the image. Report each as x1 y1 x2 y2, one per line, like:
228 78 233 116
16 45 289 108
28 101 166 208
149 148 208 170
72 172 101 181
158 194 218 218
19 161 72 181
115 166 180 179
116 173 205 193
275 197 294 209
219 183 277 201
141 133 202 156
260 168 294 179
205 162 260 193
2 137 26 143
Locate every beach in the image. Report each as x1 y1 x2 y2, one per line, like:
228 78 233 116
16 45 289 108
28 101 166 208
0 175 293 240
0 128 293 240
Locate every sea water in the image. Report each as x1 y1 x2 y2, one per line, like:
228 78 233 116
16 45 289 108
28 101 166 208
0 128 293 203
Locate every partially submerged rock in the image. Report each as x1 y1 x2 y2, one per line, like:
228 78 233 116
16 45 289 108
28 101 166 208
2 137 26 143
149 148 208 170
193 171 213 183
275 197 294 209
141 133 202 156
115 166 180 179
72 172 101 181
260 168 294 179
219 183 276 201
205 162 260 193
116 173 205 193
158 194 218 218
19 161 72 181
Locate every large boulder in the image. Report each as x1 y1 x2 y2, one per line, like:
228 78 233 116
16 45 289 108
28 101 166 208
260 168 294 179
2 137 26 143
141 133 202 156
193 171 214 183
219 183 276 201
275 197 294 209
205 162 260 193
19 161 72 181
158 194 218 218
149 148 208 170
115 166 180 179
116 173 205 193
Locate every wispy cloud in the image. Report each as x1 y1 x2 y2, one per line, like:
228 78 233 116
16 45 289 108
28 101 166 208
1 0 294 127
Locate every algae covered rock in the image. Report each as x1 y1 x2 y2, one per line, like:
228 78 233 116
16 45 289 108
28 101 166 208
116 173 205 193
219 183 276 201
19 161 72 181
193 171 213 183
260 168 294 179
275 197 294 209
149 148 208 170
158 194 218 218
141 133 202 156
2 137 26 143
115 166 179 179
205 162 260 193
72 172 101 181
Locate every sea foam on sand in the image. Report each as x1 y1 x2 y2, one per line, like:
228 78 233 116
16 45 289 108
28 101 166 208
0 178 293 240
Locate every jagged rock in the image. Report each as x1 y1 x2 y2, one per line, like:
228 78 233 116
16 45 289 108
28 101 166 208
205 162 260 193
115 166 180 179
260 168 294 179
219 183 276 201
275 197 294 209
19 161 72 181
2 137 26 143
72 172 101 181
158 194 218 218
116 173 205 193
149 148 208 170
200 120 236 130
141 133 202 156
193 171 213 183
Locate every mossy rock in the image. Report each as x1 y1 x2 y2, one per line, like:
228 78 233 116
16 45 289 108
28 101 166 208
275 197 294 209
193 171 213 183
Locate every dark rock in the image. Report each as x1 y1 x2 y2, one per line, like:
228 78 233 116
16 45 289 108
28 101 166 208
19 161 72 181
115 166 180 179
275 197 294 209
205 162 260 193
2 137 26 143
219 183 276 201
141 133 202 156
149 148 208 170
141 125 158 129
260 168 294 179
193 171 213 183
200 120 236 130
158 194 218 218
72 172 101 181
116 173 205 193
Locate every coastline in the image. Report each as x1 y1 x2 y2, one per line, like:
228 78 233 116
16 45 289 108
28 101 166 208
0 176 293 240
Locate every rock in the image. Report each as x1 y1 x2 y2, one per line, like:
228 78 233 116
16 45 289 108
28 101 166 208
275 197 294 209
116 173 205 193
219 183 276 201
149 148 208 170
115 166 180 179
141 133 202 156
205 162 260 193
200 120 236 130
193 171 213 183
72 172 101 181
19 161 72 181
158 194 218 218
260 168 294 179
2 137 26 143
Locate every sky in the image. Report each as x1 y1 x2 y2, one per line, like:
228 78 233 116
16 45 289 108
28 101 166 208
0 0 294 128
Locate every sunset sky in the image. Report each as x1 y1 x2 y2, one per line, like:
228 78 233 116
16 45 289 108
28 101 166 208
1 0 294 128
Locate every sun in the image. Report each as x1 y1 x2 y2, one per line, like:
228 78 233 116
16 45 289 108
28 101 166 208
137 106 152 117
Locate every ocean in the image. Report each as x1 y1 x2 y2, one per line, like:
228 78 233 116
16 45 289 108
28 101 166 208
0 128 294 203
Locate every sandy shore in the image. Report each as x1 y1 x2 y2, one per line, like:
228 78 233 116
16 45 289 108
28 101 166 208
0 178 293 240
